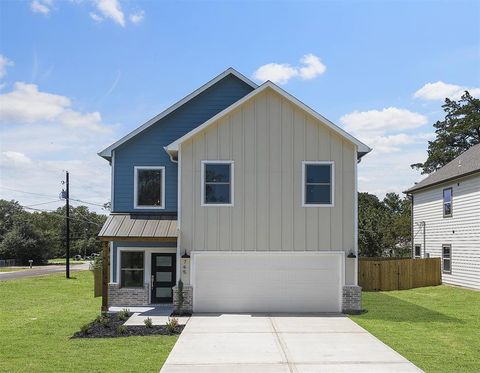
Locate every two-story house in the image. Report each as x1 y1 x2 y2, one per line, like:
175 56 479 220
98 68 371 313
405 143 480 290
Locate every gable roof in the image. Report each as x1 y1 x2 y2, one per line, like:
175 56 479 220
98 68 258 161
165 81 372 158
405 143 480 193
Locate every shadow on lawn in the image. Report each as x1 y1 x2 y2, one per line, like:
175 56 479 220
359 292 462 324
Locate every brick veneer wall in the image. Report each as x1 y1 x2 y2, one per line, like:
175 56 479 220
108 283 149 306
342 285 362 314
173 285 193 313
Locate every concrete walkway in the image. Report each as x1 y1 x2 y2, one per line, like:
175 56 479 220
0 262 90 281
109 305 190 326
160 314 422 373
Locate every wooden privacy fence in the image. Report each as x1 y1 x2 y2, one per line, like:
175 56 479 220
359 258 441 291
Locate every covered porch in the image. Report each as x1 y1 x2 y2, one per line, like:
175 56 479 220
98 213 179 312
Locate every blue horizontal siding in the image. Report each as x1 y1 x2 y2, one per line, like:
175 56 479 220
112 241 177 283
113 74 254 213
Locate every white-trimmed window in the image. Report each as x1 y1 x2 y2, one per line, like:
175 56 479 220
120 251 144 288
442 244 452 274
134 166 165 209
443 188 452 217
302 161 334 206
201 161 234 206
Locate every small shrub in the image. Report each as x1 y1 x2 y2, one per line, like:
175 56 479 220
144 317 153 328
116 325 127 334
80 323 90 335
165 317 179 334
117 308 130 321
98 315 110 328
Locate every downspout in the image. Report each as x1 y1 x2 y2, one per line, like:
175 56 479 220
423 221 426 258
408 193 414 258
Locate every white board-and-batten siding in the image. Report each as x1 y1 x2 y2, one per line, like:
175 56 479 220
412 173 480 290
179 89 357 283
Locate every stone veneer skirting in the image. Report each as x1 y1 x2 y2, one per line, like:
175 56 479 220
108 283 149 306
173 285 193 313
342 285 362 314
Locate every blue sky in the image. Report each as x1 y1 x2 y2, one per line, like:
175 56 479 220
1 0 479 213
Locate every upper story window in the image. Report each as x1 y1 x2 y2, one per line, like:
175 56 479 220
134 166 165 209
201 161 234 206
302 161 334 206
443 187 452 217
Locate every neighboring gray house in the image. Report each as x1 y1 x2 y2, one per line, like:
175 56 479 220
98 68 371 313
405 143 480 290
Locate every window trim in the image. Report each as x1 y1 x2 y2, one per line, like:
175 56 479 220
120 250 145 288
442 244 452 274
201 160 234 207
414 244 421 259
302 161 335 207
133 166 165 209
443 187 453 218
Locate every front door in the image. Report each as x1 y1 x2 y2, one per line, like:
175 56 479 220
151 253 176 303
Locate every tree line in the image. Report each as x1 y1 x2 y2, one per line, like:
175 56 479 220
0 200 107 264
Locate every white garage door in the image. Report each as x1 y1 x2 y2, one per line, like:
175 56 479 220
192 252 344 313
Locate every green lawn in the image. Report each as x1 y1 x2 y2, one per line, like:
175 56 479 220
0 271 178 373
48 258 86 265
0 267 29 272
351 285 480 373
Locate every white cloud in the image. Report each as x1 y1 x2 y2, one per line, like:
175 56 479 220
253 54 326 85
1 151 32 165
414 81 480 101
89 12 103 22
30 0 52 15
365 132 434 154
0 87 117 213
94 0 125 27
298 54 326 80
0 82 111 133
129 10 144 24
340 107 428 137
253 63 298 85
0 55 13 79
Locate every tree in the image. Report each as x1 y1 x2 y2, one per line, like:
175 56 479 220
0 219 46 264
411 91 480 174
358 192 411 258
358 193 389 257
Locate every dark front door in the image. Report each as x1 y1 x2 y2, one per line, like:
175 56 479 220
151 253 176 303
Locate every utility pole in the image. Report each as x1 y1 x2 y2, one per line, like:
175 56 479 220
65 171 70 279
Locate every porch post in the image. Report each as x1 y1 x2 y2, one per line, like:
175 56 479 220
101 240 109 313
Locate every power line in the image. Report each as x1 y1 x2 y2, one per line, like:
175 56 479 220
24 200 62 207
20 205 103 227
0 186 109 209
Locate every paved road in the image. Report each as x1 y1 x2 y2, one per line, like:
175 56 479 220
0 262 90 281
161 314 423 373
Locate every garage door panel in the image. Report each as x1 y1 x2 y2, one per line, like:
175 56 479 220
193 252 343 313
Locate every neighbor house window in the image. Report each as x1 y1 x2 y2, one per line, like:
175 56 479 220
120 251 144 287
201 161 234 206
134 166 165 209
443 188 452 217
302 161 334 206
414 244 421 258
442 244 452 274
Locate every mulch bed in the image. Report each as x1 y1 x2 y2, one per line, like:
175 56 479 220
71 313 184 339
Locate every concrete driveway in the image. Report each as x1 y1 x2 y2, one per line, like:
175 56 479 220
160 314 422 373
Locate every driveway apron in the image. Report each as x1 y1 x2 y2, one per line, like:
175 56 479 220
160 314 422 373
